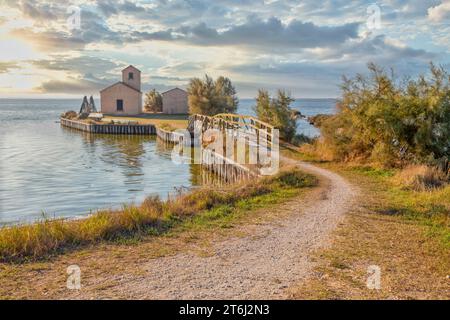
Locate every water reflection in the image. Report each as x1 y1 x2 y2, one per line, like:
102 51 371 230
62 127 222 197
92 134 147 192
62 127 152 191
155 138 224 187
0 124 221 225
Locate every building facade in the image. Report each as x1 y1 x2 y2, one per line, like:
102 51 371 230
161 88 188 114
100 65 143 115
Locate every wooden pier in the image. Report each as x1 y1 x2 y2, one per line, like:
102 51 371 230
60 118 156 135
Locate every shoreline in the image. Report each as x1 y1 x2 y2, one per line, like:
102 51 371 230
0 167 316 263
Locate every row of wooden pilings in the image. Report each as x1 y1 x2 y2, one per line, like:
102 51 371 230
60 118 156 135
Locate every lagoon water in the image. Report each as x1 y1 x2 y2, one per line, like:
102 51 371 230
0 98 336 225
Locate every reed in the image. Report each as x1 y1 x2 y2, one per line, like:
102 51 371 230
393 165 450 191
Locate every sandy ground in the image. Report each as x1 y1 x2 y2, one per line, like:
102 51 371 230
68 159 356 299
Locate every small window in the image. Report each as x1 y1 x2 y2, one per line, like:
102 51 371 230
128 72 134 80
116 99 123 111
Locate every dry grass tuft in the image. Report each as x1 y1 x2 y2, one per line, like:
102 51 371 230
298 140 335 162
393 165 449 191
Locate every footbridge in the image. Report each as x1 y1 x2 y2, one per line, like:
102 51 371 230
186 113 279 180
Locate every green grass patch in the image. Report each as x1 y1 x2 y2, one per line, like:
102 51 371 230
282 145 449 248
343 166 449 248
346 166 395 179
180 187 301 233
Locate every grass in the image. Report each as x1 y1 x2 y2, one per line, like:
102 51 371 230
102 114 188 129
343 165 450 247
281 145 450 299
283 145 449 247
0 169 317 263
393 165 450 191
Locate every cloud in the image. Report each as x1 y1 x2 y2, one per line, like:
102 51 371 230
222 33 439 97
97 0 143 17
6 2 361 53
0 62 19 73
11 29 86 51
428 0 450 22
31 56 120 77
130 30 175 42
30 55 125 94
20 0 58 20
324 35 436 62
158 62 209 74
10 9 127 51
134 17 360 51
150 75 190 82
35 76 108 94
0 0 449 98
30 55 187 94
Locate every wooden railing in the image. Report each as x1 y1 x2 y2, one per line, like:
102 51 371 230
188 113 275 149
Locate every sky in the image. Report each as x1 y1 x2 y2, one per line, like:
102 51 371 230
0 0 449 99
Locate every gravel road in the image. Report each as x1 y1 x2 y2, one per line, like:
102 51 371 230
95 159 357 299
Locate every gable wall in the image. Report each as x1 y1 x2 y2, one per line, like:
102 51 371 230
100 83 142 115
162 89 188 114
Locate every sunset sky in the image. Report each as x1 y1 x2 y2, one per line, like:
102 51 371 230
0 0 449 98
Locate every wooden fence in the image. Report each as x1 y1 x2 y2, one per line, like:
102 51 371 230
155 127 190 145
201 148 256 183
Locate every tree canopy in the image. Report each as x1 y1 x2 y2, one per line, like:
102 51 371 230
254 89 298 142
144 89 163 113
187 75 238 115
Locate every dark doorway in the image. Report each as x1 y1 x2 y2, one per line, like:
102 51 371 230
116 99 124 111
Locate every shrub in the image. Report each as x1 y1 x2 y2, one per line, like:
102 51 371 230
273 170 318 188
254 89 299 142
311 63 450 167
291 133 314 146
144 89 163 112
187 75 238 115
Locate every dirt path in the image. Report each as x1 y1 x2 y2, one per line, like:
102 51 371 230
74 160 357 299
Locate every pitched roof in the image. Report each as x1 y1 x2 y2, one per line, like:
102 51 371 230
100 81 142 93
161 87 187 95
122 65 141 73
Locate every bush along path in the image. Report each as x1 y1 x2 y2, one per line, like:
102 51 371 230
63 157 357 299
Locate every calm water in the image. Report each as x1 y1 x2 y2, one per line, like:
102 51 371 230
0 98 335 225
